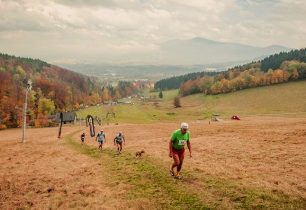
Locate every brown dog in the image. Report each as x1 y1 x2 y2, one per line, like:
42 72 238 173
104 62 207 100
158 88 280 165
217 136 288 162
135 150 145 158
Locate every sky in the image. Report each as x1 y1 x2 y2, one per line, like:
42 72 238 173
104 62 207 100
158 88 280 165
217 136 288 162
0 0 305 64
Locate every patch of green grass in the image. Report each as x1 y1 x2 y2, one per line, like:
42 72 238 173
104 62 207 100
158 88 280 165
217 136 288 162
77 103 176 124
184 170 306 210
108 152 209 210
66 132 101 159
147 89 179 101
162 89 180 101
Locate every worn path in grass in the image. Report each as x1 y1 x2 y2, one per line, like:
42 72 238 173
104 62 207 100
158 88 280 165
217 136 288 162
67 132 210 210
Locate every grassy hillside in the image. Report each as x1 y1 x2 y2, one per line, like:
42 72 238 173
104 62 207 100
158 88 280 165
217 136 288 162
77 104 176 124
77 81 306 123
180 81 306 116
149 89 179 100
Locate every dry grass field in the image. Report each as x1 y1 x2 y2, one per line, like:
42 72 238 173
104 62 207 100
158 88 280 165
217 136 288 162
1 116 305 209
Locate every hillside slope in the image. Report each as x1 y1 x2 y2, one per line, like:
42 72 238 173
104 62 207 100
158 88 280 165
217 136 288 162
180 81 306 116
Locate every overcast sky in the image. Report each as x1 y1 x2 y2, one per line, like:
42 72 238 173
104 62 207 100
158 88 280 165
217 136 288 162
0 0 305 64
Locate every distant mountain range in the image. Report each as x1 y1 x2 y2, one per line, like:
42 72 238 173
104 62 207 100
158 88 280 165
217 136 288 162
159 37 291 65
59 37 291 81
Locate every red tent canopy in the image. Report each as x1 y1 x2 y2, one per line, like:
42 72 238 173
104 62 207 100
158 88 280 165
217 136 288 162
231 115 240 120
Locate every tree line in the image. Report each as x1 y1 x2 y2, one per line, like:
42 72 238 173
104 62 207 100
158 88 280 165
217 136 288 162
180 61 305 95
261 48 306 71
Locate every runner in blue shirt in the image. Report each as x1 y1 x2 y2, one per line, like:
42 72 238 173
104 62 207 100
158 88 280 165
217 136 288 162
96 130 106 151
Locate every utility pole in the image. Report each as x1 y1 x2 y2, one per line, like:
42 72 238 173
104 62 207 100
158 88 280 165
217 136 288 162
22 80 32 143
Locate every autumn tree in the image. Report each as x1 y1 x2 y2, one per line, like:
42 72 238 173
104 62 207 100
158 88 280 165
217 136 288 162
38 98 55 115
35 97 55 127
102 88 110 102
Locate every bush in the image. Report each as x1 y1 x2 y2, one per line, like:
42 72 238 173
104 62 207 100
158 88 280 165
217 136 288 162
173 96 181 108
0 124 7 130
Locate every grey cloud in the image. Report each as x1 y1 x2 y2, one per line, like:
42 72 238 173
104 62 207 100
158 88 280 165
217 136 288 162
0 1 51 32
53 0 150 11
0 20 49 32
53 0 118 7
0 0 305 64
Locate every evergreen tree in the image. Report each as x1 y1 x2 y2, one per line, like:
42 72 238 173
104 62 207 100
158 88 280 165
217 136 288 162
159 91 163 99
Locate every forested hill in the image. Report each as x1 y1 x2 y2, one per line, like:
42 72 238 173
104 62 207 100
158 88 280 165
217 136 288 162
0 53 145 129
260 48 306 71
0 53 104 128
154 48 306 95
154 71 220 90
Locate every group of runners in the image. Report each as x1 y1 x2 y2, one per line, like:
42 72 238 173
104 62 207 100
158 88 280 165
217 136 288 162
80 122 192 179
80 130 125 154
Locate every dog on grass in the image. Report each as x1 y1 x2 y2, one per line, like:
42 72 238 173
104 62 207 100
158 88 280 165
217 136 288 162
135 150 145 158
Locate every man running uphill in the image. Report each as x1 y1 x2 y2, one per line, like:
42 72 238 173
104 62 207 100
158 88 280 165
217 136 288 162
114 132 125 154
96 130 106 151
169 122 192 179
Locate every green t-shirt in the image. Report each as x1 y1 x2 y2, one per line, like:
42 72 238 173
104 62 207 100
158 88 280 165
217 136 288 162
171 129 190 150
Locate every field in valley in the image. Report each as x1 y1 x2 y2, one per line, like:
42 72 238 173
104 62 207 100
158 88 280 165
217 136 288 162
78 81 306 124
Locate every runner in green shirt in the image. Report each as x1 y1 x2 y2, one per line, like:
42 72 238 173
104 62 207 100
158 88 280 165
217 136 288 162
169 122 192 179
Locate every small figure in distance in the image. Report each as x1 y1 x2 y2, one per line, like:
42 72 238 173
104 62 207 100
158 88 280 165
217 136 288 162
81 132 85 144
96 130 106 151
114 132 125 154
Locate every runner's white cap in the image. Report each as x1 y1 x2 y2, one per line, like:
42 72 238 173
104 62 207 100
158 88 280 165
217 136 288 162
181 122 189 129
